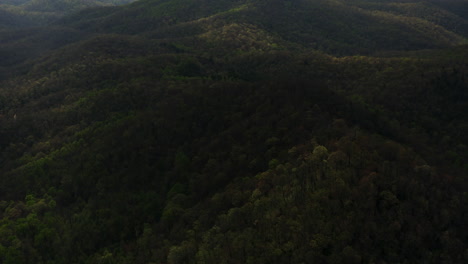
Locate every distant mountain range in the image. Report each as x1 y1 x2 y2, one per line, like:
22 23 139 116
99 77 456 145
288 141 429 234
0 0 137 27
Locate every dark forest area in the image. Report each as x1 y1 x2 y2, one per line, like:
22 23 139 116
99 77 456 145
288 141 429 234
0 0 467 263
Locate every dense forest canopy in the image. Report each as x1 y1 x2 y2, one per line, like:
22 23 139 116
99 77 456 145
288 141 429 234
0 0 138 27
0 0 467 263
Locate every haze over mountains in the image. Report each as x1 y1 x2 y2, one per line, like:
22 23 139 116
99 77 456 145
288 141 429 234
0 0 467 263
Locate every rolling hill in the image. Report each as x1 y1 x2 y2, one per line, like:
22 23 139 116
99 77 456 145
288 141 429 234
0 0 467 263
0 0 137 28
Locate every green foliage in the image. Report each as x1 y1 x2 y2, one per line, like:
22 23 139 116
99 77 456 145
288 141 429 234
0 0 467 263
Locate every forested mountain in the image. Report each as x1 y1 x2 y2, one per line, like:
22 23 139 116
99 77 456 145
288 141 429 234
0 8 36 29
0 0 137 27
0 0 467 263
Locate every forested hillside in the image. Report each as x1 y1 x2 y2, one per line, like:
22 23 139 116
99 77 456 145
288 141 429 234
0 0 467 263
0 0 137 27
